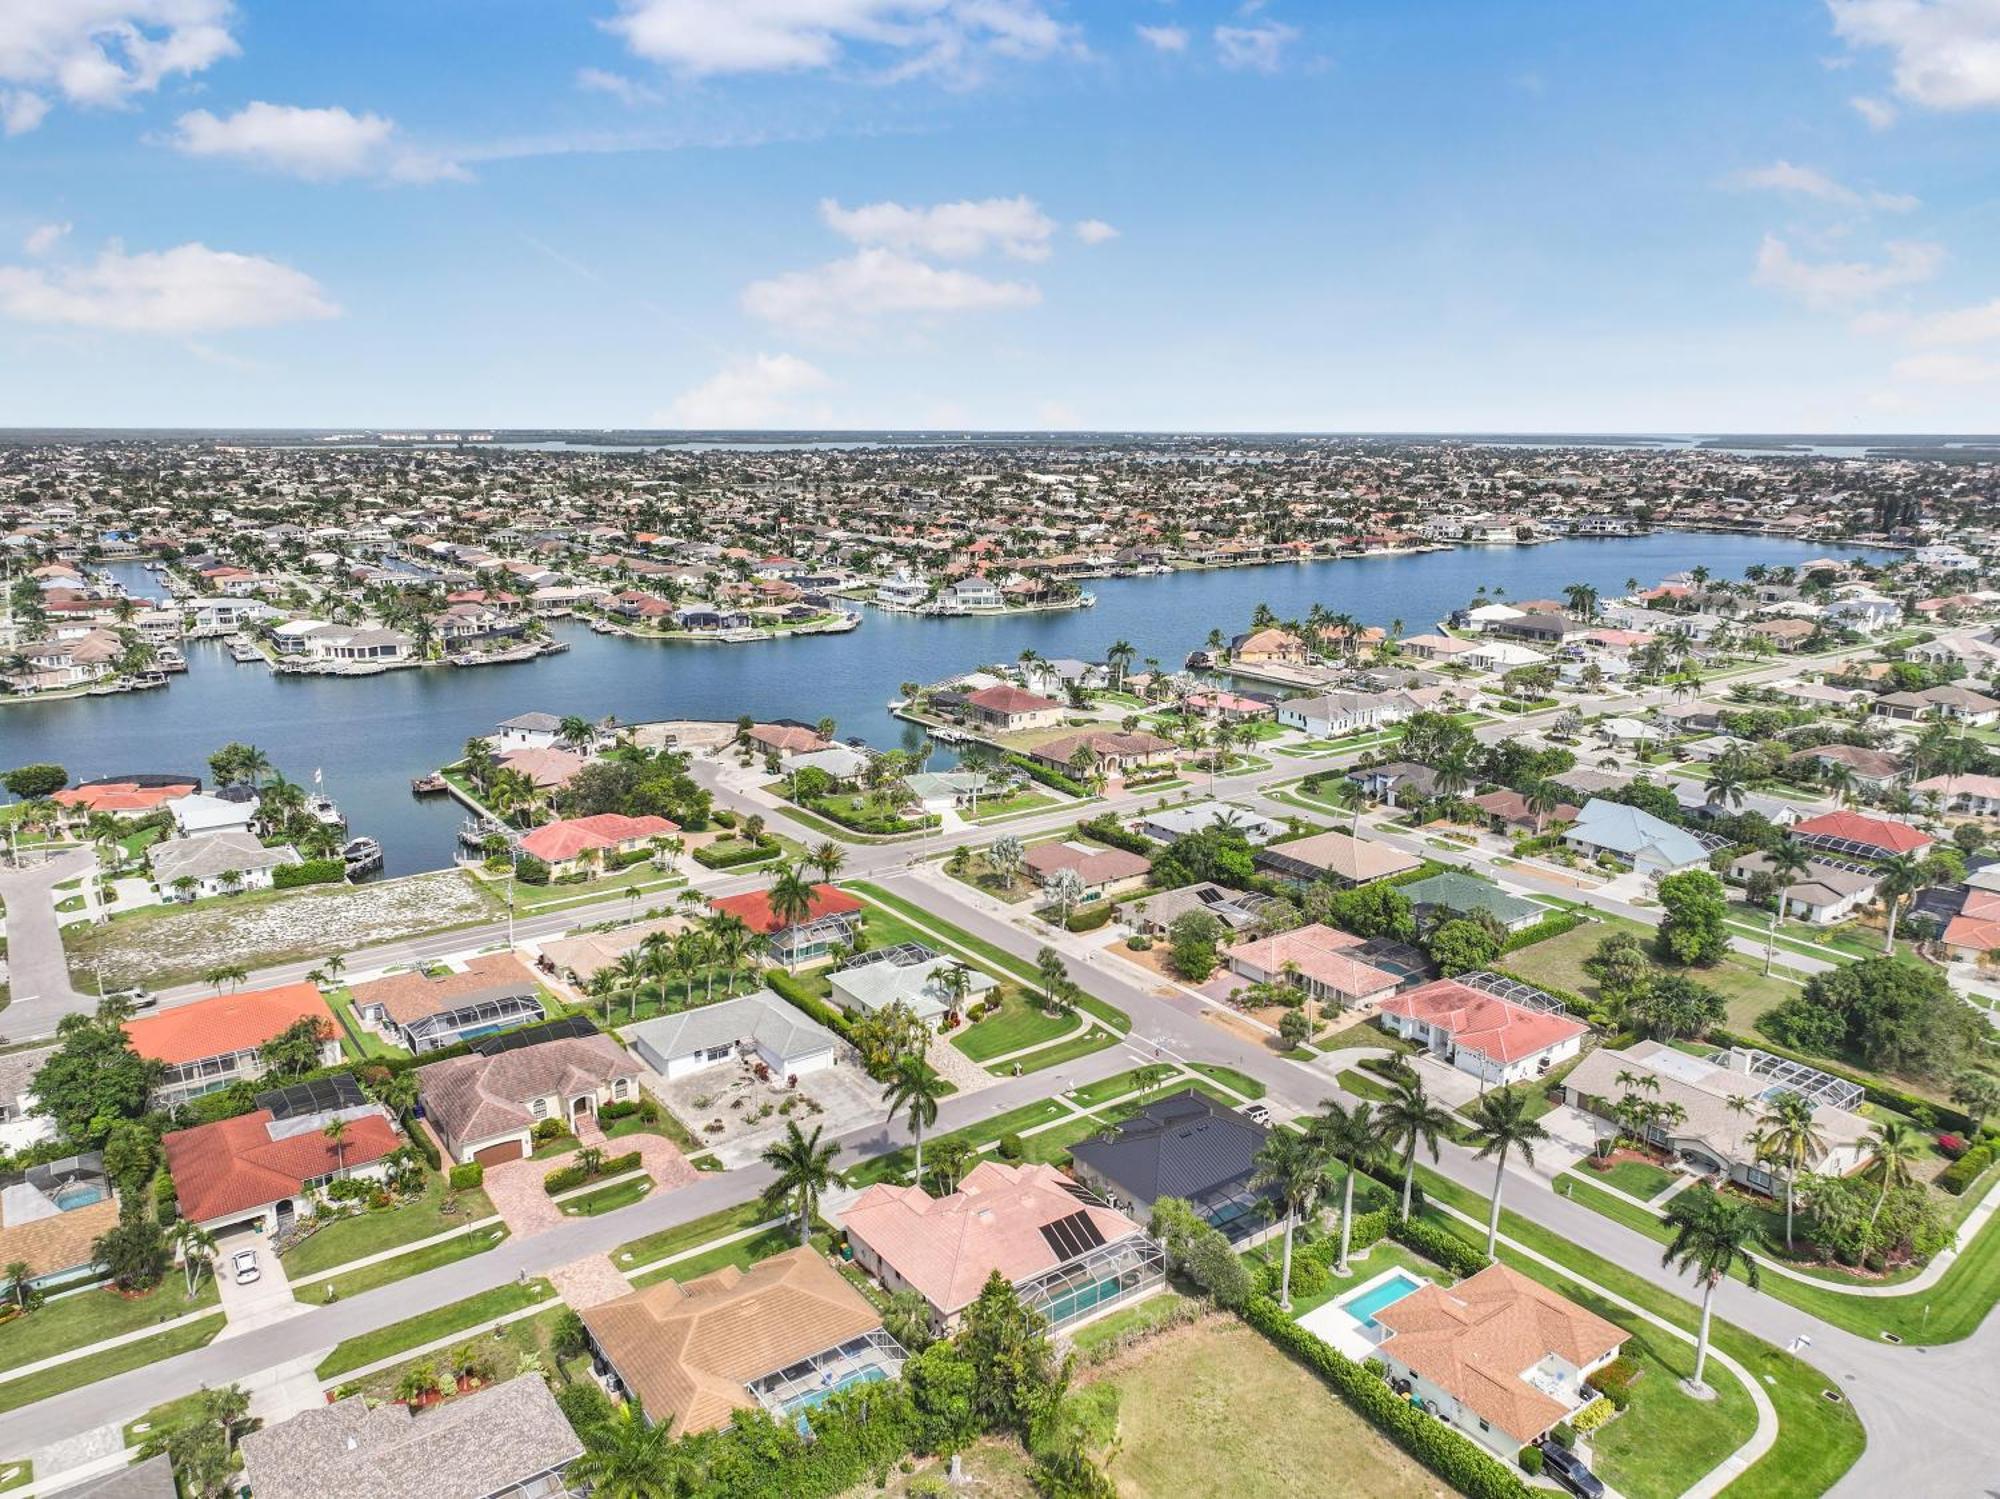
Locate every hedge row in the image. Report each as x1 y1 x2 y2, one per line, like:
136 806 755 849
766 969 860 1046
1940 1141 1996 1195
1005 752 1090 797
1392 1216 1493 1279
1076 814 1157 856
695 837 781 870
543 1148 642 1195
273 858 347 888
1707 1026 1980 1137
1065 903 1115 933
1499 910 1586 954
1242 1296 1532 1499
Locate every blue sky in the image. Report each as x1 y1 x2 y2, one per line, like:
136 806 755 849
2 0 1998 430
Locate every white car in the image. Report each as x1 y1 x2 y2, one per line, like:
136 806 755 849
1240 1102 1273 1127
231 1248 261 1285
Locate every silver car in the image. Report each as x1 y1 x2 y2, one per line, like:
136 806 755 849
231 1248 261 1285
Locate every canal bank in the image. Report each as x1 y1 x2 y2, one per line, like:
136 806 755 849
3 535 1891 874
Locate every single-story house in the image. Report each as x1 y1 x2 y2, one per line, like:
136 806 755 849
1788 809 1933 860
1562 1041 1873 1195
240 1373 580 1499
52 776 197 817
580 1247 905 1438
1874 684 2000 725
1943 888 2000 960
1120 882 1264 937
536 917 686 984
417 1031 642 1166
1137 800 1284 846
0 1153 120 1293
827 951 996 1031
781 743 871 783
1397 871 1550 933
747 722 830 756
496 746 588 791
1030 730 1176 778
1224 924 1401 1011
348 953 548 1054
1727 851 1879 925
1372 1265 1627 1457
1230 627 1307 664
126 982 340 1108
903 769 997 815
1786 744 1905 794
148 828 301 900
628 989 840 1080
1345 761 1441 806
515 812 678 877
167 791 258 837
1377 978 1587 1087
162 1088 400 1236
1913 772 2000 817
1254 829 1423 890
1465 787 1579 835
53 1454 177 1499
0 1046 54 1155
1069 1090 1275 1242
1021 841 1152 895
1562 799 1710 874
708 884 866 967
840 1160 1164 1333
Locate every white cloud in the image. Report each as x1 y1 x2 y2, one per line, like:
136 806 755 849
0 241 338 333
1896 296 2000 346
576 66 662 105
820 195 1057 260
1753 233 1942 306
659 352 831 425
602 0 1081 80
1730 160 1917 211
1891 350 2000 382
170 102 466 184
1073 218 1118 244
1828 0 2000 110
1135 24 1188 52
1850 93 1898 127
742 246 1039 334
0 0 237 131
22 221 69 256
1214 21 1297 73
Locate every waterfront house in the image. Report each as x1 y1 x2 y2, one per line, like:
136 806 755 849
348 953 548 1054
1182 688 1276 721
168 790 259 837
1278 690 1414 739
417 1030 642 1166
1377 978 1586 1087
493 711 566 751
148 828 301 900
516 812 678 877
708 884 865 967
160 1078 400 1235
1370 1264 1626 1459
1028 729 1175 778
1021 840 1151 897
1224 924 1400 1011
782 743 871 783
126 982 340 1108
747 722 831 757
240 1374 580 1499
937 575 1004 611
627 989 840 1080
1138 800 1284 846
1069 1090 1274 1242
1254 829 1423 890
1562 1041 1873 1194
1228 628 1307 664
839 1161 1164 1333
579 1248 904 1438
1562 799 1710 873
961 683 1065 733
828 949 996 1031
1788 809 1933 860
495 745 588 791
52 775 198 819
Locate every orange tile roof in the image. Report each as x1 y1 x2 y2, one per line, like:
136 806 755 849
1225 924 1399 1000
708 884 862 935
163 1108 401 1223
1790 810 1932 855
348 953 540 1027
1378 978 1588 1064
517 812 677 864
52 781 196 813
125 982 333 1066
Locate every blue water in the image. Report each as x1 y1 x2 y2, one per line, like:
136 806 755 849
52 1182 109 1211
1 536 1891 875
780 1365 888 1416
1341 1271 1425 1326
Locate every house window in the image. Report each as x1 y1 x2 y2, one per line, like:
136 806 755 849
1478 1419 1490 1432
531 1098 548 1119
612 1079 629 1101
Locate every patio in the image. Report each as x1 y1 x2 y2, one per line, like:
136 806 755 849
657 1054 886 1168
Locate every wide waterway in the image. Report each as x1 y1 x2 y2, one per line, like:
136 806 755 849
2 535 1892 875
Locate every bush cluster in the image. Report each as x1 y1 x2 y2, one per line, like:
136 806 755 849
273 858 347 888
543 1149 641 1195
448 1162 484 1190
1940 1140 1996 1195
694 837 781 869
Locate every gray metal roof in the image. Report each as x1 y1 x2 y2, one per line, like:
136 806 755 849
627 989 839 1069
1070 1089 1269 1206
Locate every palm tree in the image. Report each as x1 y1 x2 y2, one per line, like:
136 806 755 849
1249 1129 1331 1310
707 912 754 994
1862 1118 1921 1231
1376 1077 1454 1220
1750 1092 1826 1252
1874 852 1925 953
1324 775 1366 834
567 1398 679 1499
1469 1086 1549 1257
1761 840 1812 975
1524 780 1563 835
883 1056 949 1182
759 1121 840 1245
808 840 846 884
557 714 595 753
322 1116 350 1180
169 1220 218 1296
4 1261 30 1312
767 862 817 935
1107 638 1137 691
1661 1188 1761 1394
1313 1101 1381 1276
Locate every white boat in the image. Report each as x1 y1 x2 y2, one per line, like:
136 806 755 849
306 793 346 829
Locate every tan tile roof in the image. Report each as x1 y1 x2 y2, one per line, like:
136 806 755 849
349 953 541 1027
581 1246 883 1437
0 1194 118 1278
1258 829 1422 883
416 1035 639 1151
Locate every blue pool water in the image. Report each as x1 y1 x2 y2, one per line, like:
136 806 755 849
781 1366 888 1417
1340 1272 1425 1327
52 1182 109 1212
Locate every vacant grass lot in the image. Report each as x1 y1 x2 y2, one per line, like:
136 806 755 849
1499 920 1803 1031
1089 1319 1441 1499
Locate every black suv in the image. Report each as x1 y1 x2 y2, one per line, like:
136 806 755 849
1541 1443 1605 1499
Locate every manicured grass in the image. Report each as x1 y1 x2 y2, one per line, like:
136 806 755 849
950 991 1074 1061
0 1459 29 1493
315 1280 553 1379
122 1386 214 1447
1336 1067 1397 1102
1014 1114 1109 1167
630 1223 799 1288
294 1223 509 1303
965 789 1056 821
559 1175 655 1217
613 1200 779 1269
988 1024 1121 1076
490 862 684 912
0 1312 225 1414
1091 1316 1442 1499
324 986 398 1059
281 1179 497 1278
1499 919 1805 1032
0 1278 219 1374
1578 1157 1680 1201
1098 1080 1243 1124
1187 1061 1265 1099
1067 1289 1192 1355
845 1098 1074 1188
1067 1065 1180 1110
329 1305 571 1405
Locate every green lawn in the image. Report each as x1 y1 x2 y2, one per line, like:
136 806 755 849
0 1459 28 1493
1573 1158 1680 1201
845 1098 1074 1187
1499 919 1806 1031
966 789 1057 821
122 1387 215 1447
324 986 398 1059
1336 1067 1397 1102
294 1223 509 1303
489 862 685 912
1014 1114 1110 1167
630 1223 800 1288
950 992 1074 1061
559 1175 655 1217
315 1280 553 1379
281 1179 497 1279
988 1024 1121 1076
1068 1289 1193 1356
1068 1066 1179 1110
0 1279 219 1374
613 1200 781 1269
1188 1062 1266 1099
0 1312 225 1415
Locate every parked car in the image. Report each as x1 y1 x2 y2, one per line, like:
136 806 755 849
106 987 156 1011
231 1248 260 1285
1542 1443 1604 1499
1239 1102 1273 1126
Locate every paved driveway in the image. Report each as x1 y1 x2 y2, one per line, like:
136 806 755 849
484 1129 701 1238
213 1230 309 1338
0 848 97 1038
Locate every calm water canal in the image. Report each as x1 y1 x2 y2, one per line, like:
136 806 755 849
1 535 1890 874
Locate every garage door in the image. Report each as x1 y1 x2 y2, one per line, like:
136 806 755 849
474 1139 526 1167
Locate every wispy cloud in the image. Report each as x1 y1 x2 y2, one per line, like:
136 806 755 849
1753 233 1942 306
0 240 338 334
1729 159 1916 212
170 102 467 184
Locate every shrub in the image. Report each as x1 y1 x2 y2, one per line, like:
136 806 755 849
1498 911 1584 954
448 1162 484 1190
272 858 347 888
1075 815 1156 856
1066 903 1114 933
767 969 860 1045
1937 1133 1968 1159
1569 1397 1615 1435
1286 1254 1332 1301
608 847 654 870
1005 753 1089 797
532 1118 570 1143
1127 933 1153 951
599 1100 640 1122
1939 1141 1995 1195
1392 1217 1491 1279
1518 1447 1543 1476
694 837 781 870
997 1133 1025 1161
1550 1422 1574 1450
1585 1355 1641 1411
554 1379 615 1437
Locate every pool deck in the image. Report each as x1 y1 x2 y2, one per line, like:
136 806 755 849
1293 1266 1428 1361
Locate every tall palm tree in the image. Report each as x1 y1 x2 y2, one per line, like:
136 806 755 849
767 862 817 934
1874 852 1925 953
322 1116 350 1180
1469 1086 1549 1257
1762 840 1813 975
567 1399 679 1499
1376 1077 1454 1220
808 840 846 884
1107 638 1137 691
1249 1128 1331 1310
1661 1189 1761 1394
883 1056 949 1182
760 1121 840 1245
1862 1118 1921 1231
169 1220 218 1296
1313 1101 1381 1276
1750 1091 1826 1251
707 912 754 994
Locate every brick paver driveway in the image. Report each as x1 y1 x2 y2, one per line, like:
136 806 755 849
482 1128 702 1240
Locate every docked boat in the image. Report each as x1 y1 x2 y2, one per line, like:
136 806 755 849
155 646 188 673
228 638 263 664
410 772 448 795
457 815 509 852
306 793 346 829
341 836 384 878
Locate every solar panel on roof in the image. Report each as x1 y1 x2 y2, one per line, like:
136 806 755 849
1039 1209 1107 1260
473 1013 598 1055
1058 1180 1106 1206
256 1072 365 1119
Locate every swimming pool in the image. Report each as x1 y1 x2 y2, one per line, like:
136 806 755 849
1339 1271 1424 1328
780 1365 888 1417
52 1182 109 1212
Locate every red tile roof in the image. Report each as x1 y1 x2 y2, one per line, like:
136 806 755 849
1790 810 1933 855
1379 978 1587 1063
164 1108 401 1223
964 684 1061 715
517 812 677 864
125 982 334 1066
52 781 196 813
708 884 863 935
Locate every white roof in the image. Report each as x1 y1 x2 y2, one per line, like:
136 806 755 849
829 956 995 1024
626 990 838 1068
